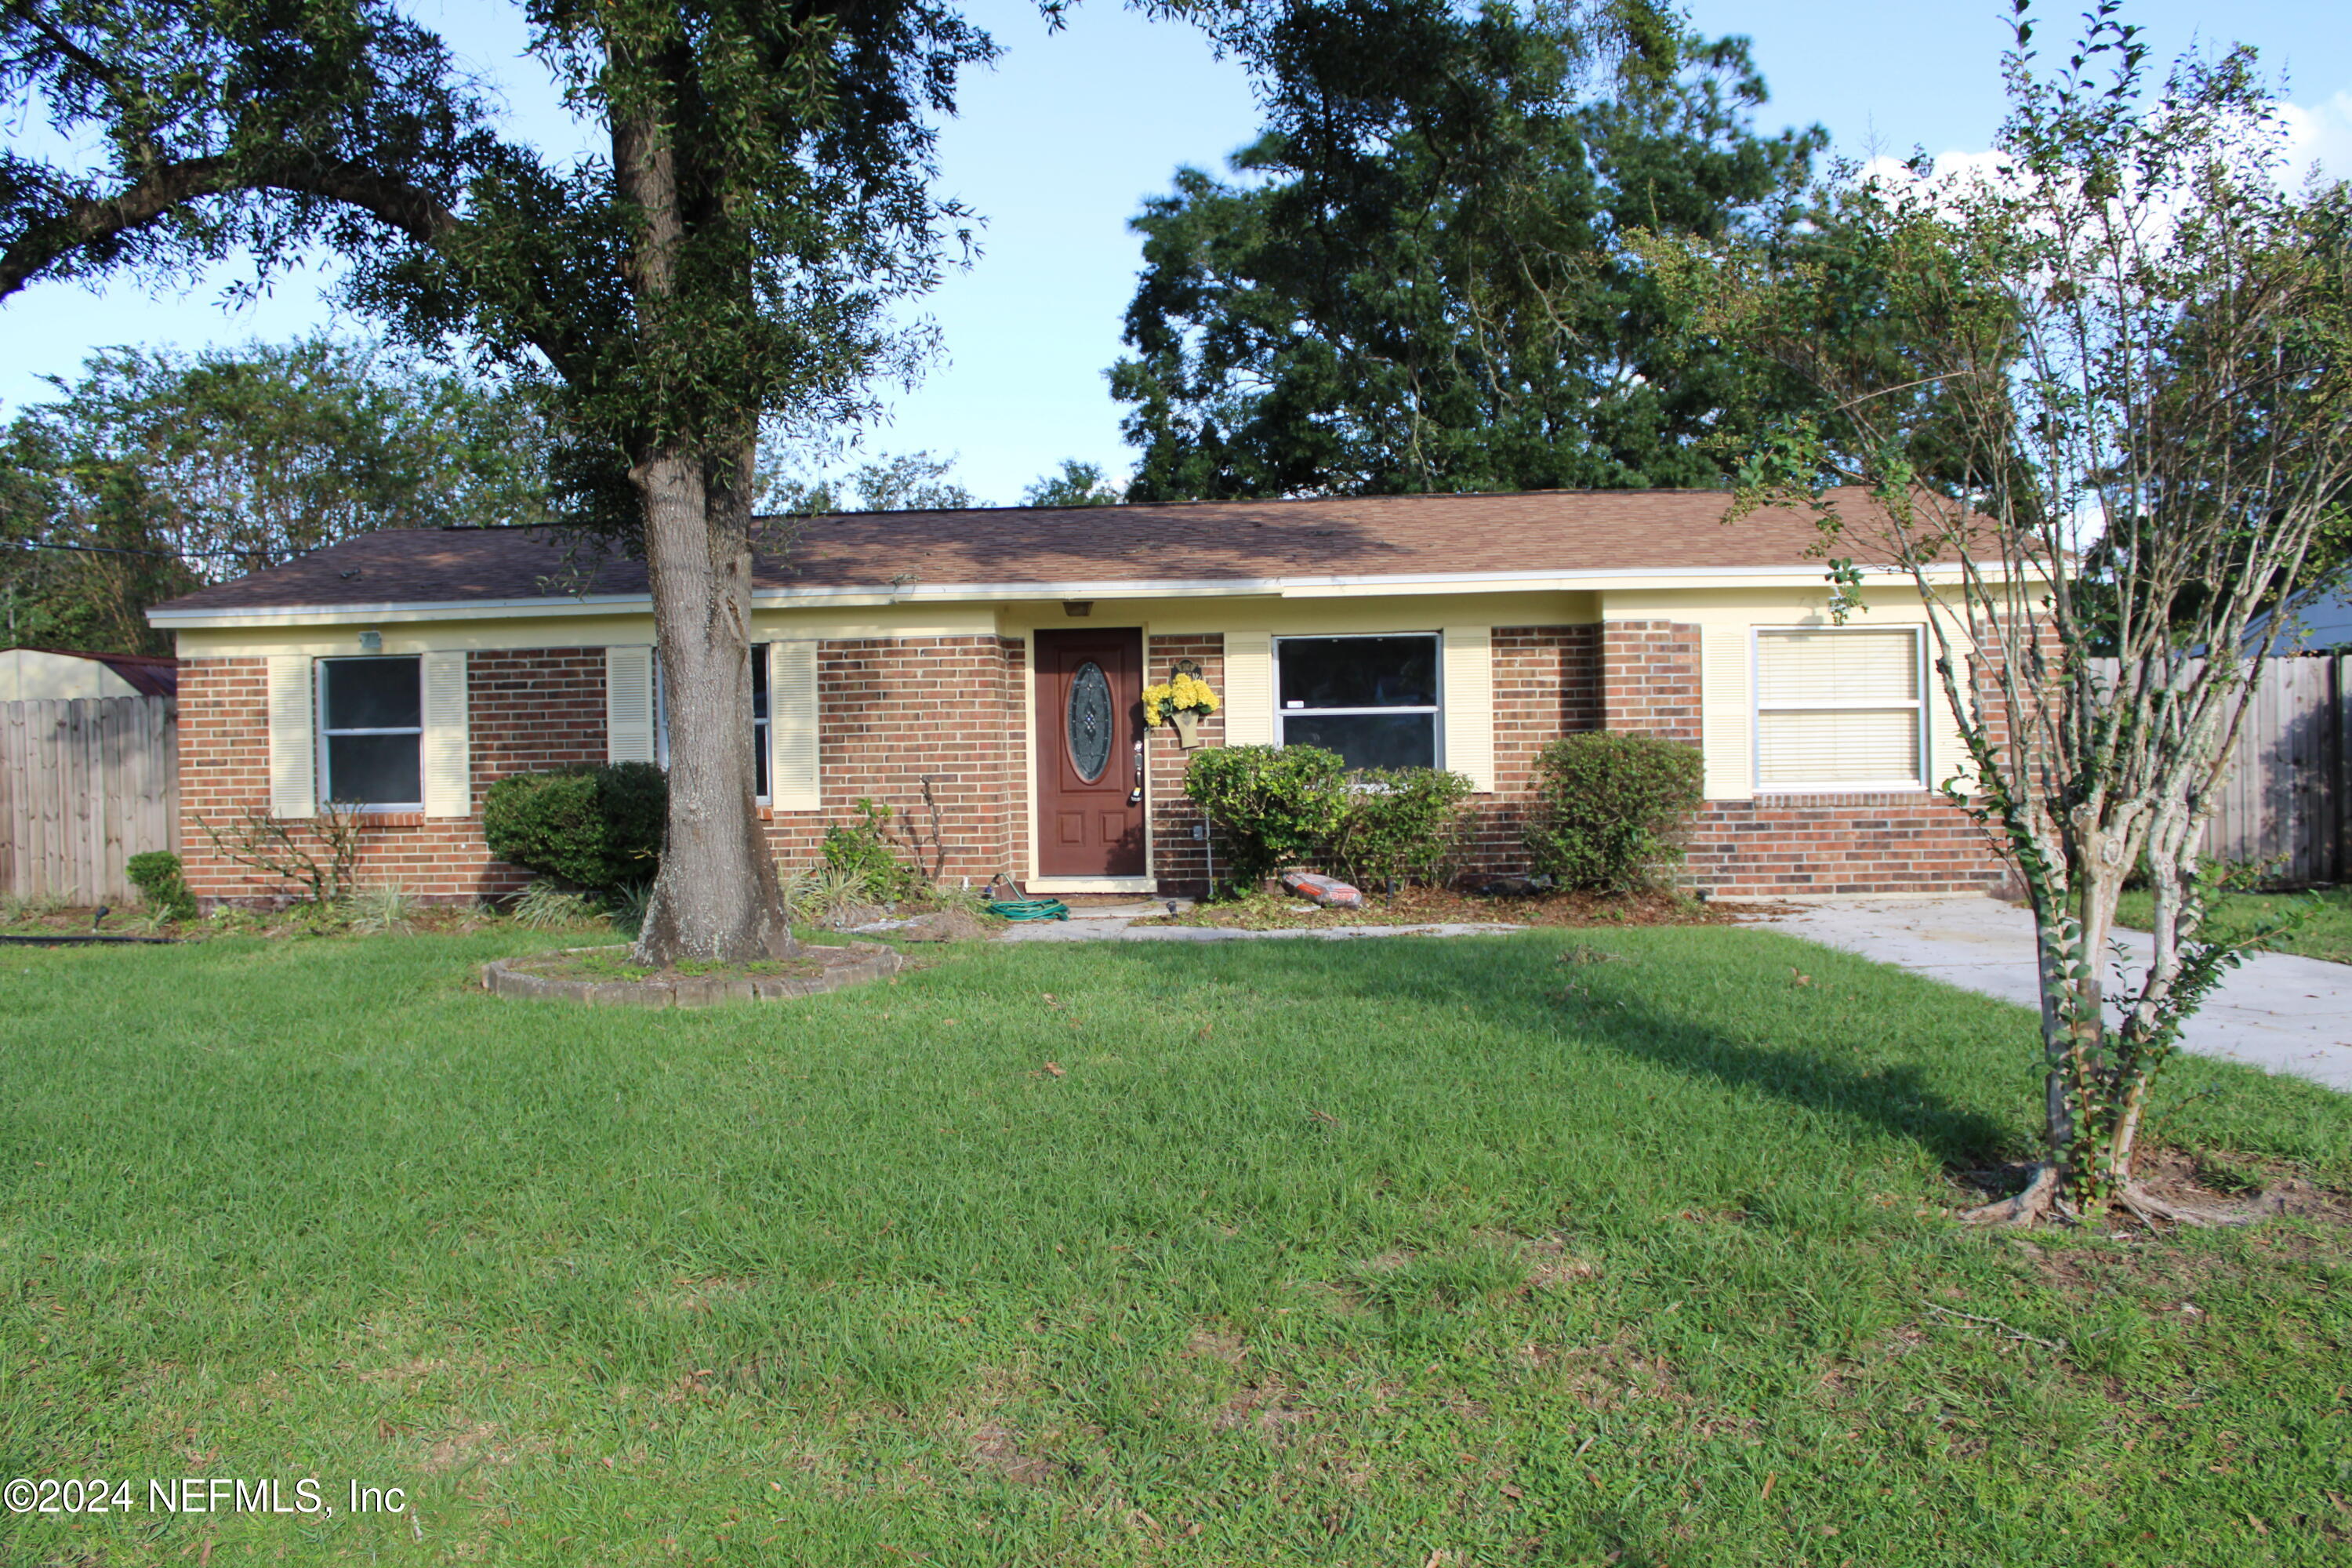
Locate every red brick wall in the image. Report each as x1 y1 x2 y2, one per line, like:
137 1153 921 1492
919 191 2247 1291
761 634 1029 888
1146 634 1225 896
177 649 612 906
1687 792 2009 898
1601 620 1702 740
173 620 2010 909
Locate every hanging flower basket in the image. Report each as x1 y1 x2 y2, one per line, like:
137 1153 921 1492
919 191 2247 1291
1143 672 1220 750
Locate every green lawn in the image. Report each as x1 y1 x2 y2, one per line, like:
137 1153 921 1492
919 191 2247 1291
3 927 2349 1566
2114 884 2352 967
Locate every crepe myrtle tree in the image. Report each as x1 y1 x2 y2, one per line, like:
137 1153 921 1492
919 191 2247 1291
0 0 998 964
1642 1 2352 1222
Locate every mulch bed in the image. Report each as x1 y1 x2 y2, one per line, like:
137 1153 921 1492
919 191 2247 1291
1134 887 1795 932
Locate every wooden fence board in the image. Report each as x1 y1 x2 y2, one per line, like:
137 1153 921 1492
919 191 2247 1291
0 695 178 905
2092 655 2347 885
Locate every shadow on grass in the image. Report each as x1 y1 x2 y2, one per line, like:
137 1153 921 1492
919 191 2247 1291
1083 932 2017 1167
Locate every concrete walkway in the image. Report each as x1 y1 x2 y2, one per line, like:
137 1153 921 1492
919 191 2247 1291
1759 897 2352 1093
996 902 1526 944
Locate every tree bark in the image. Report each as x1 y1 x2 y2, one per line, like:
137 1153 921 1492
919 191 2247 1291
614 98 793 966
630 441 796 965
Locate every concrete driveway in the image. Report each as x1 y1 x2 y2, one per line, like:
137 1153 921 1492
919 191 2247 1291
1760 897 2352 1094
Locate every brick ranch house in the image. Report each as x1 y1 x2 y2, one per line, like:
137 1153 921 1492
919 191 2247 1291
147 488 2012 906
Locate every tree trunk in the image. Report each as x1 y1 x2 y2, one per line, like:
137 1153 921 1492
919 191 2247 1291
630 442 797 966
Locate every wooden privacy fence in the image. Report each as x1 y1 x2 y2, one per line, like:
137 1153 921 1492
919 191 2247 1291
0 696 179 905
2091 655 2350 886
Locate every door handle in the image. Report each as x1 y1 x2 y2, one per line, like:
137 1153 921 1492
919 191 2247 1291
1128 739 1144 806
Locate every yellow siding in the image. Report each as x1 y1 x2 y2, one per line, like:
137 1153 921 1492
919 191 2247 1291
266 655 315 818
1440 626 1494 789
1223 630 1274 745
604 647 655 764
421 651 470 817
1700 624 1753 799
769 641 821 811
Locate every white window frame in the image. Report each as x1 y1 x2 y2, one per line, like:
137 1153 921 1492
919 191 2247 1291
315 655 425 811
1750 623 1929 794
651 645 773 804
1272 631 1446 771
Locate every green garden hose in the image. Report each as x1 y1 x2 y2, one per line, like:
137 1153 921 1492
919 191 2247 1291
987 897 1070 922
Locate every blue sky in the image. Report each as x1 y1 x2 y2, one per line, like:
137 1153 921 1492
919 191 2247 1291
5 1 2348 503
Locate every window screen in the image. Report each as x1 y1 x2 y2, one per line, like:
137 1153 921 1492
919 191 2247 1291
1754 628 1924 789
1276 634 1440 771
318 656 423 808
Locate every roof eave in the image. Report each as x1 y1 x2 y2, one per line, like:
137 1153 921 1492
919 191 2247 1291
147 561 1988 628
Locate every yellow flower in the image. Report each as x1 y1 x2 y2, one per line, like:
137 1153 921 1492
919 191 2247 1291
1142 673 1219 725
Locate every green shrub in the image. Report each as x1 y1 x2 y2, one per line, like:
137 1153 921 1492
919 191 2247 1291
821 797 920 902
125 850 198 920
481 764 666 891
1328 768 1476 892
1523 732 1704 892
1182 744 1349 888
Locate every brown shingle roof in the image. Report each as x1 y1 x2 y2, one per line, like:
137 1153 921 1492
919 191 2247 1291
150 488 1902 616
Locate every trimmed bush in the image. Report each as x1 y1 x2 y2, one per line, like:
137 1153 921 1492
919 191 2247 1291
1523 732 1704 892
1328 768 1476 891
1182 744 1350 888
481 764 666 891
125 850 197 920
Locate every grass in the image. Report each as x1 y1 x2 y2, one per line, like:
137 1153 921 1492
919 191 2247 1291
2114 884 2352 966
4 926 2350 1565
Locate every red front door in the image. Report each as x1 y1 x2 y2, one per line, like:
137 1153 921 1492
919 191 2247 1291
1034 628 1147 878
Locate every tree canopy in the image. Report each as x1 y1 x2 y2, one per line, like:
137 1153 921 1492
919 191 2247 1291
1109 0 1824 499
1 337 553 655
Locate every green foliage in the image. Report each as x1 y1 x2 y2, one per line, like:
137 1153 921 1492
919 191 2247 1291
1182 744 1350 887
481 765 666 892
1112 5 1827 499
511 880 607 931
1523 732 1704 892
760 450 978 516
821 798 919 902
1021 459 1123 508
347 881 420 935
0 339 553 654
1327 768 1477 891
125 850 196 921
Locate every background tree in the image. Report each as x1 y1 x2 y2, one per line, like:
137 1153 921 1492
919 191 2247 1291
1022 458 1123 506
1647 0 2352 1222
1110 0 1823 499
1 0 991 964
0 337 552 654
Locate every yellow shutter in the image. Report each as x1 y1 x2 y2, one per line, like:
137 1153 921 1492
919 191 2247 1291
1223 630 1273 745
1439 626 1494 790
1700 624 1753 800
769 641 821 811
421 651 470 817
605 646 655 764
266 654 315 818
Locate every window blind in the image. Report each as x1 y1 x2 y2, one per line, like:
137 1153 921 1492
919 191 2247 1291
1755 628 1924 789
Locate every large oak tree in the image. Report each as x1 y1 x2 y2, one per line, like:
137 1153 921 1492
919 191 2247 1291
1 0 991 963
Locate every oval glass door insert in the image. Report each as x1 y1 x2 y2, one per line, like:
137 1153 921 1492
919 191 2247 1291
1066 660 1113 782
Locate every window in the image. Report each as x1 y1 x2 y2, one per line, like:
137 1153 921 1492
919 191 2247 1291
751 644 771 801
1276 633 1440 771
650 645 772 802
318 656 423 808
1754 627 1926 791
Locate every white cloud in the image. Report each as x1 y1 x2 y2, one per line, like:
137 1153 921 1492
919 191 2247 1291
2279 90 2352 183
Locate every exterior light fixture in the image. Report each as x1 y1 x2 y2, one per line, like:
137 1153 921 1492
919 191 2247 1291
1062 601 1094 617
358 629 383 652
